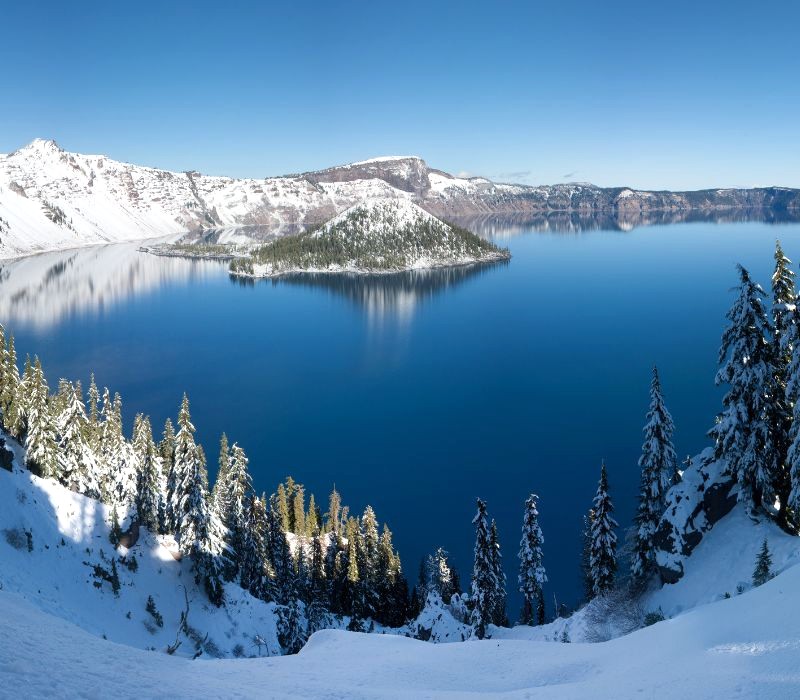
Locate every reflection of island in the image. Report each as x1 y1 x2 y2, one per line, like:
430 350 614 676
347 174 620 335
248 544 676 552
450 208 800 239
0 242 225 329
258 262 508 323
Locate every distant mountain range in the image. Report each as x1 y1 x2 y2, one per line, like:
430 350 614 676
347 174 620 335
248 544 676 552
1 138 798 259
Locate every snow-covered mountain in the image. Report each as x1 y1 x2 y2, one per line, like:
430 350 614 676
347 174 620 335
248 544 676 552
230 198 509 277
2 138 799 260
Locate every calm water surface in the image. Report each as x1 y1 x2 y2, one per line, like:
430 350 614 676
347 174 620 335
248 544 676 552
3 218 799 613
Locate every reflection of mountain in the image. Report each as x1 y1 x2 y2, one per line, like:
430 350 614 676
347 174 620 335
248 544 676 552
261 263 507 322
0 243 225 329
451 208 800 239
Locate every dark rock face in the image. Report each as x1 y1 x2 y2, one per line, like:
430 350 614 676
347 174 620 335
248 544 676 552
0 438 13 472
654 449 738 585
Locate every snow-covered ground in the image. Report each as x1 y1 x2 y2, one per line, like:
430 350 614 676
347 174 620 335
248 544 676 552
2 542 800 698
3 429 800 697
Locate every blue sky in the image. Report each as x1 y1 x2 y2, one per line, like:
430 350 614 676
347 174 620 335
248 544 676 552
1 1 799 189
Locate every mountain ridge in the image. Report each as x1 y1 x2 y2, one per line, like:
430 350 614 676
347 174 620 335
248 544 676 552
1 138 799 260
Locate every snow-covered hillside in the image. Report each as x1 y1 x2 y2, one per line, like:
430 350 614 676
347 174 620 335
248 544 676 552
3 138 798 260
230 199 510 277
2 525 800 698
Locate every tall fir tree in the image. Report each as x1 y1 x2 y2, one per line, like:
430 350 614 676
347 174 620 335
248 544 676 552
219 443 253 581
489 519 507 626
1 335 22 438
580 508 595 601
709 265 781 513
307 527 329 633
518 494 547 626
470 498 494 639
25 357 58 479
771 240 795 521
589 463 618 597
785 297 800 519
211 433 230 518
57 381 99 498
752 538 773 586
632 367 677 581
239 494 270 600
292 483 306 538
133 414 163 532
171 394 224 606
361 505 380 617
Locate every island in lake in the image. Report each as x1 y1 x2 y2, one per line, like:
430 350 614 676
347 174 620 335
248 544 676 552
228 198 510 278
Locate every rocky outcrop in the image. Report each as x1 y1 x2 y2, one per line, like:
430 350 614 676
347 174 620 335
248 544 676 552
654 449 738 584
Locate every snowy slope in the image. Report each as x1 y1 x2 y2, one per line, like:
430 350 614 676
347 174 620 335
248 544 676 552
0 437 284 659
2 547 800 697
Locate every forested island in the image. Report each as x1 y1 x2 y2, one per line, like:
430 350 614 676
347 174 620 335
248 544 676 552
229 199 509 278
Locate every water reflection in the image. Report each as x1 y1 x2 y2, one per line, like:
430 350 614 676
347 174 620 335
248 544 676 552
450 208 800 239
264 263 507 324
0 242 225 329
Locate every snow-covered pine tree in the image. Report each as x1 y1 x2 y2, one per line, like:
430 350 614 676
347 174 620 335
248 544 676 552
580 508 595 601
589 463 618 597
275 482 290 533
709 265 781 514
1 335 22 438
785 299 800 519
171 394 224 606
489 519 507 626
219 442 253 582
752 538 773 586
279 565 307 654
361 505 380 618
57 381 100 498
307 527 329 632
326 487 342 535
632 367 677 582
470 498 494 639
425 547 459 603
345 517 366 629
210 432 230 518
771 240 795 521
306 493 319 535
239 494 270 599
132 414 163 533
292 483 306 537
266 505 292 605
25 357 58 479
101 391 136 509
518 493 547 625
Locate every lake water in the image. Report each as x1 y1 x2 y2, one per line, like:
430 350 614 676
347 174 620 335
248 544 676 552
3 217 799 615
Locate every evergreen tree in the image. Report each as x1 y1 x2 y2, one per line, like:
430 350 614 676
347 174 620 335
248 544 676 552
345 517 366 627
275 482 290 533
771 241 795 521
632 367 677 582
306 493 319 535
292 483 306 538
709 265 780 513
752 538 773 586
133 414 162 532
361 505 380 617
279 566 307 654
219 443 252 581
160 418 176 477
470 498 494 639
239 494 270 600
211 433 230 517
307 527 329 632
518 494 547 626
171 394 223 606
489 519 507 626
589 463 618 597
580 509 595 601
425 547 459 603
326 487 342 535
57 381 99 498
1 335 22 438
266 505 292 604
25 357 58 479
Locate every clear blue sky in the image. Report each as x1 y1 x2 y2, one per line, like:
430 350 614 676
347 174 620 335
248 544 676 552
1 0 798 190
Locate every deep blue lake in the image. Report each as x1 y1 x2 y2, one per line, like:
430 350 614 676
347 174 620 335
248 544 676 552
3 218 799 615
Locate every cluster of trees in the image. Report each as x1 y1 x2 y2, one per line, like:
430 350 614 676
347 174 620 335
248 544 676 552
229 202 502 276
710 242 800 525
0 334 409 650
